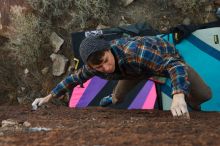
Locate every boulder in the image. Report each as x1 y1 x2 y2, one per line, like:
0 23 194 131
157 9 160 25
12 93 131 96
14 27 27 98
1 119 18 127
50 32 64 53
50 53 69 76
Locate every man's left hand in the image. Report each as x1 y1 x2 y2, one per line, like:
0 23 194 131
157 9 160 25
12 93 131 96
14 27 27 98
171 93 190 119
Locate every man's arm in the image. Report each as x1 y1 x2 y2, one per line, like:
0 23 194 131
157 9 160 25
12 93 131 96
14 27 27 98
32 65 94 110
165 58 190 118
166 59 190 96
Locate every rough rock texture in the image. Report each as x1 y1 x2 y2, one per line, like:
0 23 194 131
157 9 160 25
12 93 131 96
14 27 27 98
50 32 64 53
50 53 69 76
0 105 220 146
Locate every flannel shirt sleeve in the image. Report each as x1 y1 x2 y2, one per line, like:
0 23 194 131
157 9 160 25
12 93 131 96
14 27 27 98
51 65 94 97
165 57 190 96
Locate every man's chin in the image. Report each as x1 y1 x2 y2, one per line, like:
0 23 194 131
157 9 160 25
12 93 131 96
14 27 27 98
107 69 115 74
106 71 114 74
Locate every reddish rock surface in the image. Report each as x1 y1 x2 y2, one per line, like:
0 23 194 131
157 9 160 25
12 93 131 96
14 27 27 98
0 105 220 146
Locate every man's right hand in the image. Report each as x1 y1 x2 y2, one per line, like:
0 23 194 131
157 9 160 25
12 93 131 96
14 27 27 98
31 94 53 110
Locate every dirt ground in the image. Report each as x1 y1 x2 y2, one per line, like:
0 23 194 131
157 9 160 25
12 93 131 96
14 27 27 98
0 105 220 146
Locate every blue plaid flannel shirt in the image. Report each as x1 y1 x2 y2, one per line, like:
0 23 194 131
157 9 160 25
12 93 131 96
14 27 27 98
51 36 190 97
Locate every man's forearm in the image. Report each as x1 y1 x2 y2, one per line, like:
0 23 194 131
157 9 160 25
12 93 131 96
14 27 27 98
166 61 190 96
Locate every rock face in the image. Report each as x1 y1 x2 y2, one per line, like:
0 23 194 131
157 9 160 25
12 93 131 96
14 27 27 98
214 0 220 6
1 119 18 128
50 32 64 53
0 0 32 37
50 53 69 76
120 0 134 7
0 35 8 46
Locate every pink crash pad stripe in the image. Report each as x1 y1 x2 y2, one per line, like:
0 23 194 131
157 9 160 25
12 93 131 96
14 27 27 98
69 79 91 108
128 81 154 109
142 83 157 109
75 76 108 107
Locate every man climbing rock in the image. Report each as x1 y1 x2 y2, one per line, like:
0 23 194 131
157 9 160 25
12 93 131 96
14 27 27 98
32 35 212 119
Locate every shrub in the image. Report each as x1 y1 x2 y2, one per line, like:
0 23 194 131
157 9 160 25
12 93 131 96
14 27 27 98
173 0 203 13
10 13 49 67
27 0 74 20
74 0 110 28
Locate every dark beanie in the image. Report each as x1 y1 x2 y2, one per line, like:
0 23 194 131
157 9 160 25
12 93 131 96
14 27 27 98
79 36 110 64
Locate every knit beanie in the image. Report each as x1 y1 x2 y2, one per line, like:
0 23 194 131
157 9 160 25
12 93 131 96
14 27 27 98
79 36 110 64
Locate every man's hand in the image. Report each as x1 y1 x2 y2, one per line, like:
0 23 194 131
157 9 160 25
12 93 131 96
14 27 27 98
31 94 53 110
171 93 190 119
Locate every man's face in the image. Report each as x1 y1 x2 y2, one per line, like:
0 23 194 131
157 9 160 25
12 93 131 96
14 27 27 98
89 50 115 73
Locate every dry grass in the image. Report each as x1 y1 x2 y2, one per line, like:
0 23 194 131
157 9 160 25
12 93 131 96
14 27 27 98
1 12 53 104
27 0 74 20
9 13 49 67
74 0 110 28
173 0 204 13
